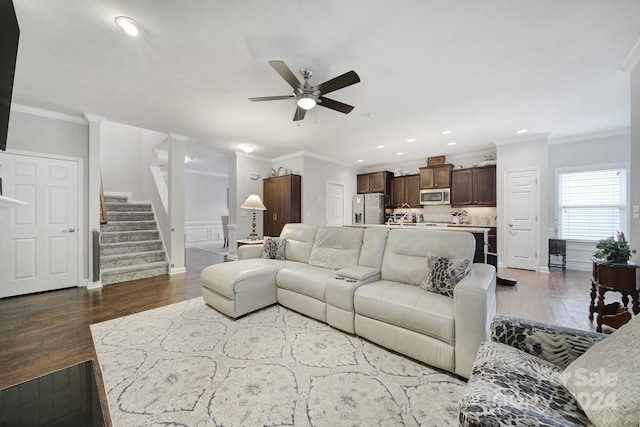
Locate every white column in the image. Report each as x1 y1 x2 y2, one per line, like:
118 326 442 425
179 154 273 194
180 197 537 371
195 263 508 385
622 42 640 278
84 113 104 288
168 133 188 274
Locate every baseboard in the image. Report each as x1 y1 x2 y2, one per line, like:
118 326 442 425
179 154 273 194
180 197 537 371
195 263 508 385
86 280 103 290
170 267 187 275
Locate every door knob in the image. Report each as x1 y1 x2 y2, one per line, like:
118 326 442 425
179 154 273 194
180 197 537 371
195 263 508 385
63 228 76 233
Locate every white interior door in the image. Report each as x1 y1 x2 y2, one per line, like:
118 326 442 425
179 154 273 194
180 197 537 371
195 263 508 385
505 169 538 270
326 182 344 227
0 153 79 298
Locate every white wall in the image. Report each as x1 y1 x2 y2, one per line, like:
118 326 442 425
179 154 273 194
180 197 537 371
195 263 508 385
301 154 358 226
547 134 630 270
496 136 549 271
5 108 90 280
232 152 272 241
184 171 229 247
631 64 640 269
100 121 166 201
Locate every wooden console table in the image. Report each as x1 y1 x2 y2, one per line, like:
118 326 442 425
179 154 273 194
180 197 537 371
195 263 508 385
589 259 639 332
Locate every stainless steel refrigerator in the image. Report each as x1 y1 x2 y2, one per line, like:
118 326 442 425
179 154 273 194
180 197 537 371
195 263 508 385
353 193 384 224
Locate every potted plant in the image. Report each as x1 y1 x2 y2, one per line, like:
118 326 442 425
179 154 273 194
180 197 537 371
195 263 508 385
593 232 636 264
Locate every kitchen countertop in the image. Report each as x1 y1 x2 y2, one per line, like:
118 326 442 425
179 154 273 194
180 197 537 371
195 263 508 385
348 223 491 233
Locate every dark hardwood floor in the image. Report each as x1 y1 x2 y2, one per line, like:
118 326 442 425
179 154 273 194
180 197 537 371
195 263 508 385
0 248 615 425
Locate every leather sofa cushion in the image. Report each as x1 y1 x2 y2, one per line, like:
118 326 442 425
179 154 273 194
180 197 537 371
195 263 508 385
308 226 364 270
201 258 300 299
354 281 455 345
358 228 389 268
281 223 318 264
277 265 338 301
381 229 474 286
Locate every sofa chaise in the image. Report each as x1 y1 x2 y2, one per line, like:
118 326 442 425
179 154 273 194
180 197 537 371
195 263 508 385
201 223 496 378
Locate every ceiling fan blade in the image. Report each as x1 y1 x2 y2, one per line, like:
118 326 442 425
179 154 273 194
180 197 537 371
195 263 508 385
315 70 360 95
293 106 307 121
318 96 355 114
269 60 302 90
249 95 295 102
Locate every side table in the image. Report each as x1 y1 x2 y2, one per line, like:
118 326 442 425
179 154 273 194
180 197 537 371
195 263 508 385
237 239 264 249
589 259 639 332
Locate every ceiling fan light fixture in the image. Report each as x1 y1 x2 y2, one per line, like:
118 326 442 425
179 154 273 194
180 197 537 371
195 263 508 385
115 16 141 37
297 94 316 110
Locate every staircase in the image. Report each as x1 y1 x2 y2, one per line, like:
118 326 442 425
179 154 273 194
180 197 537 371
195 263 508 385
100 195 169 285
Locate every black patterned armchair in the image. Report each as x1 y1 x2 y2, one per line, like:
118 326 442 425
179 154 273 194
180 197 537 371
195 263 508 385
459 315 605 427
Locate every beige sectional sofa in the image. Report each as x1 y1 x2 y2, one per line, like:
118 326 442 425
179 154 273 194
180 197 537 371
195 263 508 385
201 223 496 378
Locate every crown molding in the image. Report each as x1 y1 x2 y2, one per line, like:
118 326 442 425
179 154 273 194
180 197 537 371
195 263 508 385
548 128 630 145
493 132 551 146
10 103 88 125
185 169 228 178
169 132 190 142
83 113 105 123
621 37 640 73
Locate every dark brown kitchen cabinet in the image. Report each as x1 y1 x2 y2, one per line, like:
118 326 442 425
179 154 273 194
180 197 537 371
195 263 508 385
451 165 496 207
357 171 392 194
419 164 452 189
357 171 393 205
391 174 420 207
263 174 301 237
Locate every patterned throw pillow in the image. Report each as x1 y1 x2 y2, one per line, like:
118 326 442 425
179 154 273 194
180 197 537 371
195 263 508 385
261 237 286 260
419 254 471 297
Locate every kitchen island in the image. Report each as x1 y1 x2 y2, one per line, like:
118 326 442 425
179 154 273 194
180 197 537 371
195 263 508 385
347 223 490 263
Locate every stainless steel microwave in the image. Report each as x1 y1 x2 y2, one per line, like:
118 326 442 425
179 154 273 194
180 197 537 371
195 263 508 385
420 188 450 205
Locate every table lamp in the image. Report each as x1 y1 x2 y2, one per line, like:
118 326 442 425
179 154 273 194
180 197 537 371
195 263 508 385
240 194 266 240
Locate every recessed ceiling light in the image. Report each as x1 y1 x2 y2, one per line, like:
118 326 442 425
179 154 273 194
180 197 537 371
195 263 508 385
516 129 529 134
396 152 403 156
448 142 456 146
442 130 452 135
241 144 254 153
357 159 364 163
115 16 141 37
377 145 385 149
406 138 415 143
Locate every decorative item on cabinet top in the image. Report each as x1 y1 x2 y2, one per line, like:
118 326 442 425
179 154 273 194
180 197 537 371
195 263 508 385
427 155 446 166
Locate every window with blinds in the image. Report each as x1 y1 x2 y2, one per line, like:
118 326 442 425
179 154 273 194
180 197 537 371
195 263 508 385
558 169 625 240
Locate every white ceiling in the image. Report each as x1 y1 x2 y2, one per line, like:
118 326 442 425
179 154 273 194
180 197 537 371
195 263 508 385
10 0 640 168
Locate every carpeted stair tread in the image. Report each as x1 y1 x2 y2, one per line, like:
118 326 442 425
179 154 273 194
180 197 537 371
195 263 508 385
105 202 152 212
106 212 155 221
101 250 166 269
100 240 163 256
101 220 158 232
101 230 160 243
104 195 128 203
101 262 169 285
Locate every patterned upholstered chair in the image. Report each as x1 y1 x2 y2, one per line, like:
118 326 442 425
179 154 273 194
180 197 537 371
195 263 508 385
460 315 606 426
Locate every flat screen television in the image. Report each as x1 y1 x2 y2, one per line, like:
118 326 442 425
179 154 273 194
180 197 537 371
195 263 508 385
0 0 20 151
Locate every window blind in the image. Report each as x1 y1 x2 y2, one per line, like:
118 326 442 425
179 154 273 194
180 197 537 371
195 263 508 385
559 169 623 240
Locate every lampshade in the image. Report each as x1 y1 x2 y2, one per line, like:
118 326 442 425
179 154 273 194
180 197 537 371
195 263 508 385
241 194 266 210
297 94 316 110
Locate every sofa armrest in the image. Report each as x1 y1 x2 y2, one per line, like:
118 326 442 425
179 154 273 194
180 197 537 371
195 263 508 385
336 265 380 281
490 315 605 369
453 263 496 378
238 244 263 260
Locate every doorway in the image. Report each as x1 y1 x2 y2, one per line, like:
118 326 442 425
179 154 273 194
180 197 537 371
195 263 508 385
325 181 344 227
504 168 539 271
0 152 81 298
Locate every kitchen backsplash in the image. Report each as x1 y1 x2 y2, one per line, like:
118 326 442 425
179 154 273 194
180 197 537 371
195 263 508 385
390 205 497 226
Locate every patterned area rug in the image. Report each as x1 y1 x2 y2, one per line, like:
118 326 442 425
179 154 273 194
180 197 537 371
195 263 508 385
91 298 464 426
